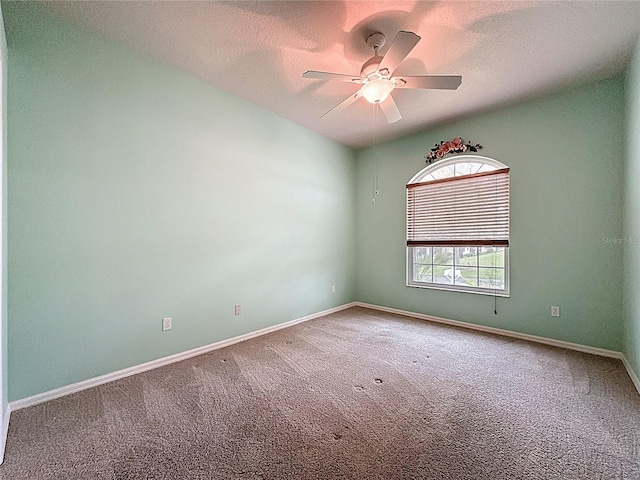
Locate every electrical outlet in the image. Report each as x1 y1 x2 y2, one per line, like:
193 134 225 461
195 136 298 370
162 317 172 331
551 306 560 317
331 285 336 294
234 304 241 316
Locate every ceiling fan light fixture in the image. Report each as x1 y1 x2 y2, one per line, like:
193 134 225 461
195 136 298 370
361 78 394 104
302 30 461 123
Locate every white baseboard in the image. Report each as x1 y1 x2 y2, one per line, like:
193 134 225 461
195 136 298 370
10 302 357 412
9 300 640 411
621 355 640 395
355 302 623 359
355 302 640 396
0 403 9 465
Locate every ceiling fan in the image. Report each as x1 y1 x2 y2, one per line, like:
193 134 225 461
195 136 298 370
302 31 462 124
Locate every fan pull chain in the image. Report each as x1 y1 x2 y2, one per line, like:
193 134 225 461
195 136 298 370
372 103 380 204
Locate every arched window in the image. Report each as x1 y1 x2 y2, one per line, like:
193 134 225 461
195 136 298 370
406 155 510 296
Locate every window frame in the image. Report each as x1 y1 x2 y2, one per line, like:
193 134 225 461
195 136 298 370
406 155 510 297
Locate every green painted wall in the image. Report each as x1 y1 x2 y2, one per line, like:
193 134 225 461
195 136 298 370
4 3 356 401
356 77 626 351
623 38 640 380
0 0 7 446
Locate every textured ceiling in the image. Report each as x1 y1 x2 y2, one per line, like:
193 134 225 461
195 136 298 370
47 1 640 149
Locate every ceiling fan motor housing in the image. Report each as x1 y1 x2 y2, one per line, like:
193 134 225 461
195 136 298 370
366 32 386 51
362 32 391 79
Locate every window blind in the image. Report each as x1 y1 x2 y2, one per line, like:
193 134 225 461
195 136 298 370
407 168 510 246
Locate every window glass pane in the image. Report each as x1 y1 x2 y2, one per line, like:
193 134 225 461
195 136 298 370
453 162 471 176
434 266 454 285
413 247 431 263
478 247 505 267
479 267 505 290
453 162 484 176
455 247 478 267
430 164 455 180
433 247 453 265
455 266 478 286
414 264 432 283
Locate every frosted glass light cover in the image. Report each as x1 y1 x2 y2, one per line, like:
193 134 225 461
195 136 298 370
361 78 394 104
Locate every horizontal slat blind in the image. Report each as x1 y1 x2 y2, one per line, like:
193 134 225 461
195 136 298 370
407 168 509 246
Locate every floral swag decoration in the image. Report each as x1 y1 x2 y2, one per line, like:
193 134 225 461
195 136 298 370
425 138 482 163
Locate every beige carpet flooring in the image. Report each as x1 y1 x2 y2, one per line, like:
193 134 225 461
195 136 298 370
0 306 638 479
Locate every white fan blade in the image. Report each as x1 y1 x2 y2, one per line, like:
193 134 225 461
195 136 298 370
321 90 362 118
379 95 402 124
395 75 462 90
378 31 421 76
303 70 362 83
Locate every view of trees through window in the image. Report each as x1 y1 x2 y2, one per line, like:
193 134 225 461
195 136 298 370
412 246 506 290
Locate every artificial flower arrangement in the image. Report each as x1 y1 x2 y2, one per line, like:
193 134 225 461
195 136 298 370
425 137 482 163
